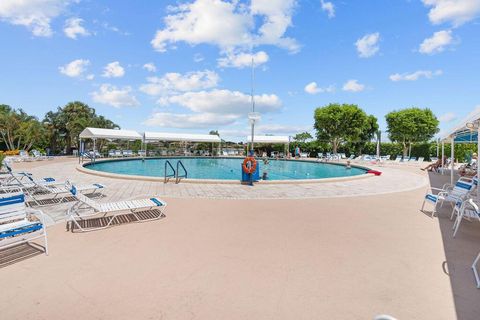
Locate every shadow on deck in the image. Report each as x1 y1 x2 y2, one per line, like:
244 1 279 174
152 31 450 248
425 170 480 320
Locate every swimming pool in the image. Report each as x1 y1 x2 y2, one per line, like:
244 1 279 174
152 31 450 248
84 157 367 181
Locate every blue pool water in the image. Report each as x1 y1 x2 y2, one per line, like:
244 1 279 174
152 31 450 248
85 158 367 181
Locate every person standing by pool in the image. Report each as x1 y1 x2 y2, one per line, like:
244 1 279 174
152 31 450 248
295 146 300 159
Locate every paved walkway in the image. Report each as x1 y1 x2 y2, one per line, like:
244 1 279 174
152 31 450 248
10 158 428 223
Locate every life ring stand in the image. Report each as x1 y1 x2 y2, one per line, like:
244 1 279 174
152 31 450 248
242 157 257 174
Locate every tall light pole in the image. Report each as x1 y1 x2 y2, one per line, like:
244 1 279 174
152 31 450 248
248 56 260 155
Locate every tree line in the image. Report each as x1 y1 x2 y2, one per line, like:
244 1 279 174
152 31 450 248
0 102 118 155
293 103 440 158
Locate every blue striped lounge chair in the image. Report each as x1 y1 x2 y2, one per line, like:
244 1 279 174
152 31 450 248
66 184 167 232
21 176 106 207
0 187 48 254
452 198 479 238
422 180 475 217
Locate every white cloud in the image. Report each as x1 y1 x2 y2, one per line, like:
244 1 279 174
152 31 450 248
355 32 380 58
86 74 95 80
438 112 457 123
151 0 299 54
304 82 335 94
59 59 90 78
217 51 269 68
63 17 89 39
102 61 125 78
143 63 157 72
160 89 282 115
422 0 480 26
194 53 204 62
389 70 443 81
91 84 139 108
0 0 73 37
419 30 453 54
342 79 365 92
144 112 239 128
140 70 219 96
320 0 335 18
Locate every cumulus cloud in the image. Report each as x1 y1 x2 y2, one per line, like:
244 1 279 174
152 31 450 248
0 0 74 36
304 82 335 94
422 0 480 26
151 0 299 54
438 112 457 123
355 32 380 58
144 112 239 128
143 63 157 72
389 70 443 81
419 30 453 54
91 84 139 108
140 70 219 96
160 89 282 115
63 17 89 39
217 51 269 68
102 61 125 78
320 0 335 18
59 59 90 78
342 79 365 92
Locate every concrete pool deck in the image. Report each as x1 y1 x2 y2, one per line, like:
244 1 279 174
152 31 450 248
1 157 480 320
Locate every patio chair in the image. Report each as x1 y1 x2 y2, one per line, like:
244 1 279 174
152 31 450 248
422 179 475 217
451 198 479 238
0 187 48 254
473 252 480 288
20 175 105 207
66 184 167 232
108 150 116 157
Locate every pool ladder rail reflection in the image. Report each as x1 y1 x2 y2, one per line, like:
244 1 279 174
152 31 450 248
164 160 188 184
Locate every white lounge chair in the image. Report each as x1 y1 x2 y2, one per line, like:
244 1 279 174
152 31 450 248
452 198 479 238
0 187 48 254
422 179 475 217
14 175 106 207
66 184 167 232
473 252 480 288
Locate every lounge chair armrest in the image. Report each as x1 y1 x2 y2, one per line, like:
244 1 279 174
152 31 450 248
428 187 447 193
26 207 47 224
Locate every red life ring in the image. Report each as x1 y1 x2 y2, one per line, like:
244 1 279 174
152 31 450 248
242 157 257 174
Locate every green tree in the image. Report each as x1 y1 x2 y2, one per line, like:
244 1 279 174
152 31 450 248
314 103 373 154
293 132 313 143
351 115 379 155
385 107 439 156
0 105 45 151
43 101 118 154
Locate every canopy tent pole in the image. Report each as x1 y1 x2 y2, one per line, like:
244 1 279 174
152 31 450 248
376 130 381 158
451 136 455 185
93 138 96 163
441 141 445 175
79 137 82 164
436 138 439 158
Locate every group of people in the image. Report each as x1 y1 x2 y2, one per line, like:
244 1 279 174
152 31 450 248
421 153 478 177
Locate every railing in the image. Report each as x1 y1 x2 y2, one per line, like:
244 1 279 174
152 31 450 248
164 160 176 183
176 160 188 184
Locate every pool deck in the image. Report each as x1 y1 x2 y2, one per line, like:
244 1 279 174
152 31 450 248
1 157 480 320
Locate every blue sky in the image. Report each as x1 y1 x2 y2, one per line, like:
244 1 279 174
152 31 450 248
1 0 479 141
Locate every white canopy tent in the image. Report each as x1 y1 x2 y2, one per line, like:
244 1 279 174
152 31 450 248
246 135 290 144
78 128 143 161
440 109 480 186
143 131 222 157
79 127 143 140
144 132 221 143
246 135 291 156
